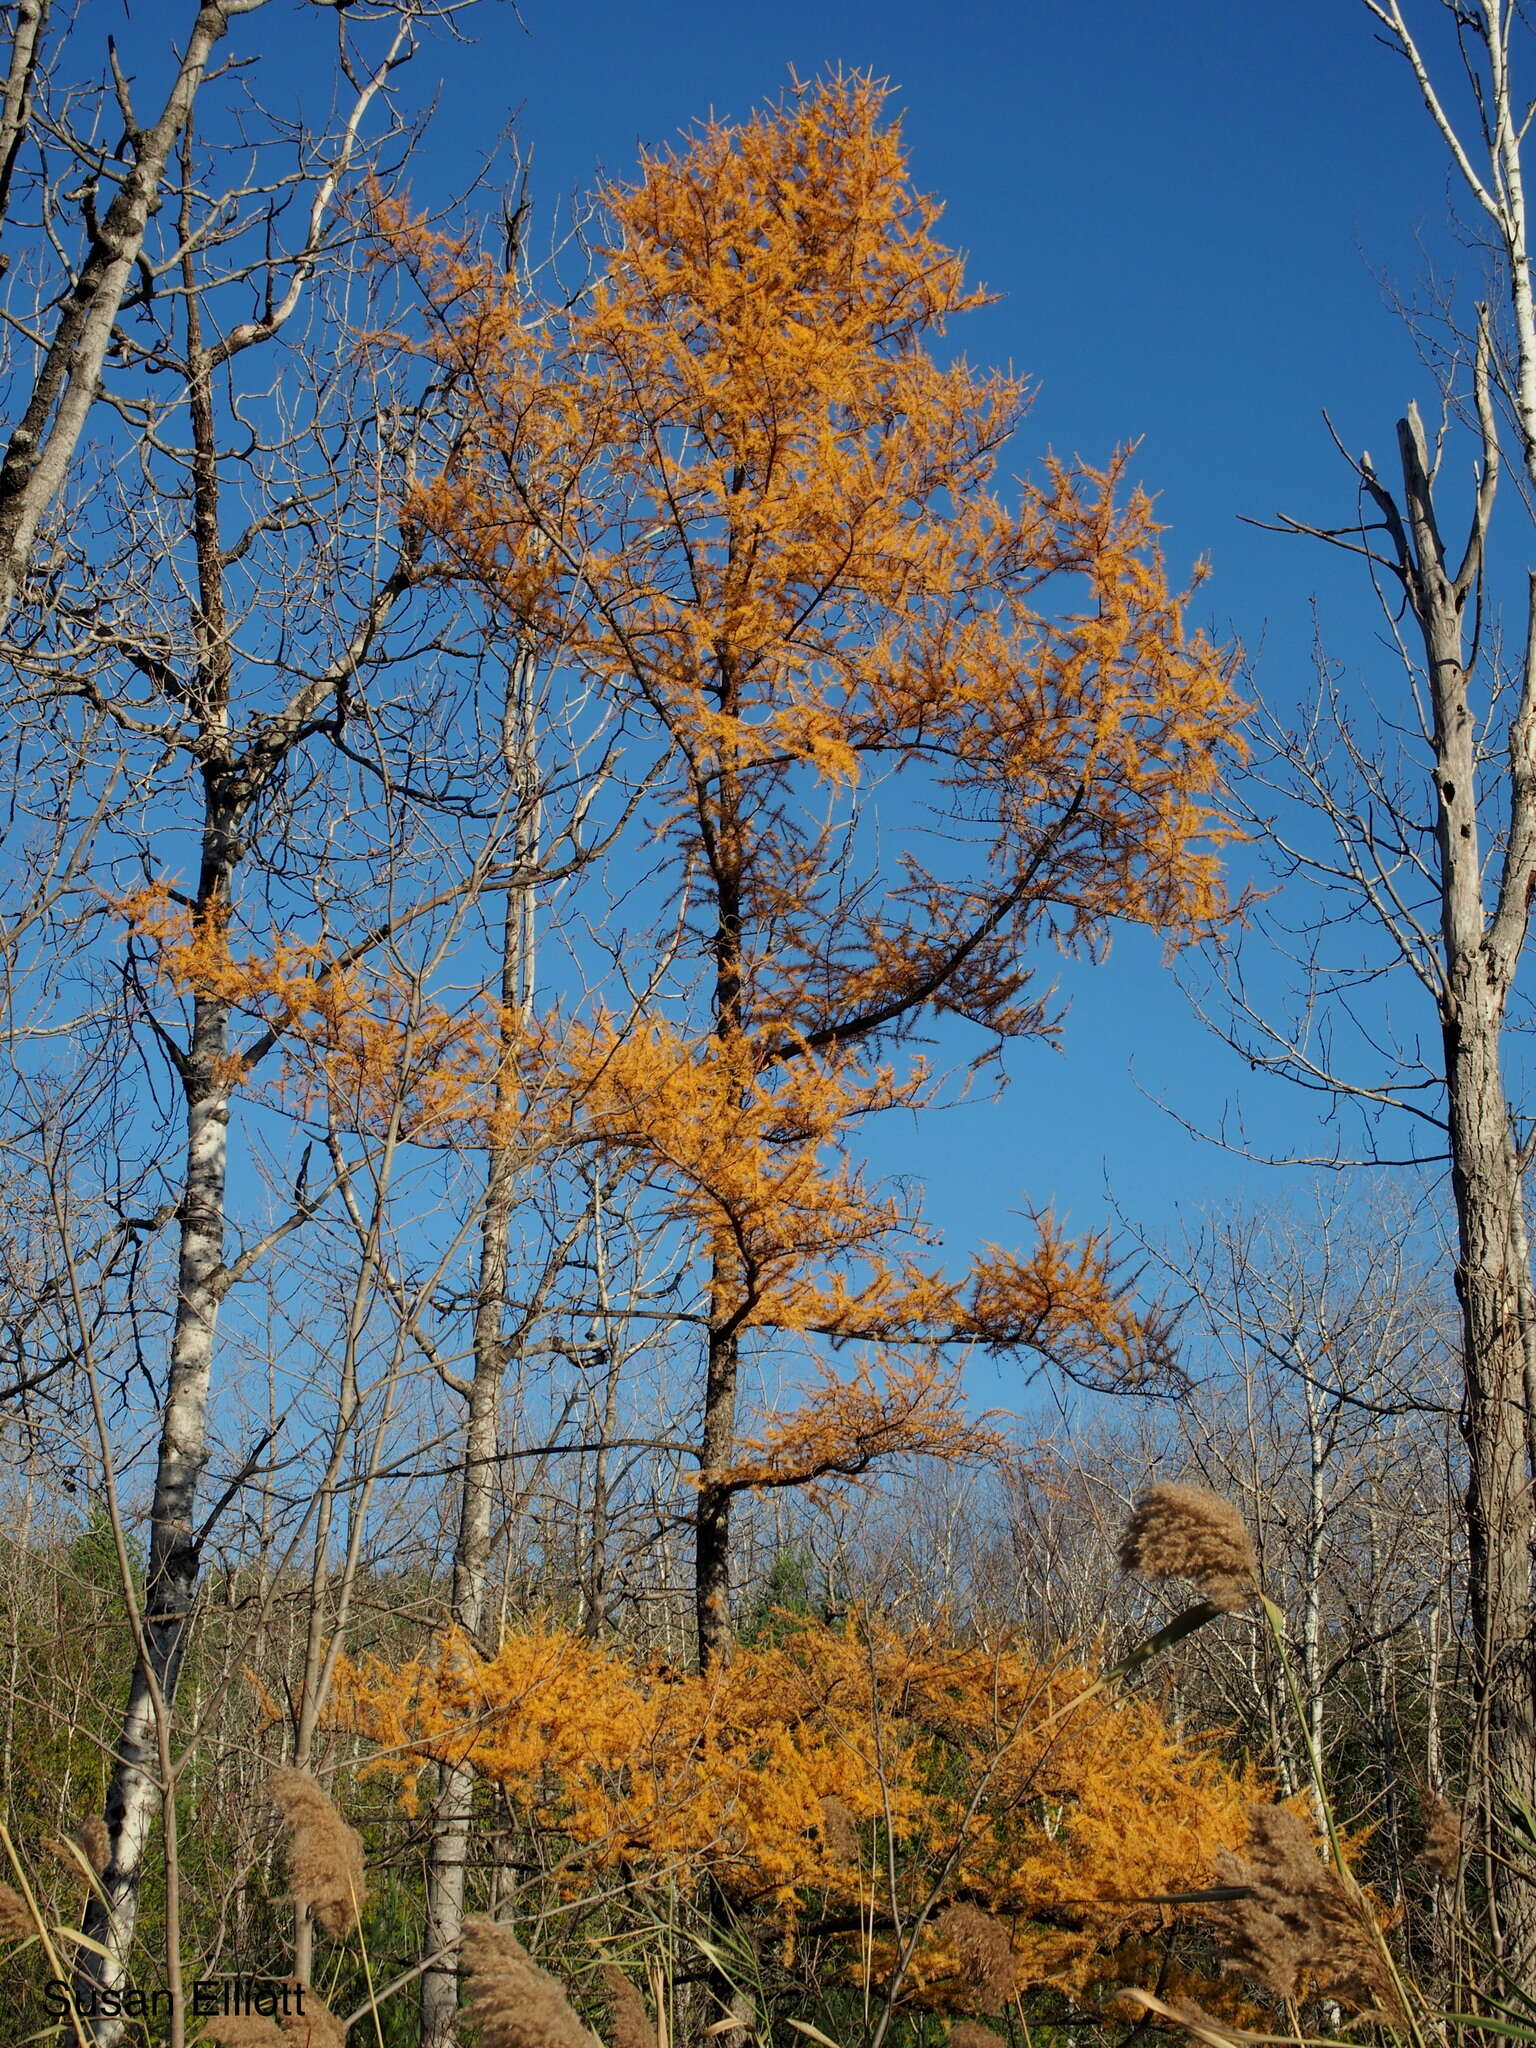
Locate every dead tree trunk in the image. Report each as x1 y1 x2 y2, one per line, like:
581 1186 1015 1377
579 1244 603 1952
1359 390 1536 1972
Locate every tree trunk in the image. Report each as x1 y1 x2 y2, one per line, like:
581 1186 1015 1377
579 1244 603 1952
583 1166 620 1641
1445 1010 1536 1967
74 215 254 2028
1301 1376 1328 1825
1389 402 1536 1973
77 822 241 2039
0 2 248 620
695 1323 740 1668
695 622 748 1671
421 640 537 2048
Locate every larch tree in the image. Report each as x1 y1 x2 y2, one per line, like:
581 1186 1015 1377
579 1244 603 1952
327 1614 1259 2031
381 75 1245 1669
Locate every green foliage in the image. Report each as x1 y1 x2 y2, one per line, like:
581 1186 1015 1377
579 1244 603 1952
739 1546 829 1646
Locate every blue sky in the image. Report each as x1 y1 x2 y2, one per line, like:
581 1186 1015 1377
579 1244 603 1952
376 0 1470 1276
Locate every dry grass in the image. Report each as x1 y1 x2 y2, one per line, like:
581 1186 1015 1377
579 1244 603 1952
1212 1803 1403 2020
1118 1483 1258 1609
460 1915 603 2048
267 1769 365 1939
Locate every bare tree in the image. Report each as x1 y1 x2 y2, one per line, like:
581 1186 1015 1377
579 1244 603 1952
0 6 496 2032
0 1 281 619
1187 0 1536 1974
420 629 542 2048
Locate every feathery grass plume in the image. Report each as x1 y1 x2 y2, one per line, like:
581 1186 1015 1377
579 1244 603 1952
196 2018 286 2048
818 1794 859 1866
460 1916 604 2048
949 2026 1007 2048
1420 1790 1463 1880
1118 1482 1257 1609
267 1767 365 1938
600 1964 656 2048
48 1817 110 1883
76 1817 110 1875
278 1987 347 2048
932 1903 1018 2014
1211 1803 1401 2017
0 1880 34 1943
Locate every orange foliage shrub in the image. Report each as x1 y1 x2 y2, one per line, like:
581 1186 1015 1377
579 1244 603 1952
327 1619 1255 2007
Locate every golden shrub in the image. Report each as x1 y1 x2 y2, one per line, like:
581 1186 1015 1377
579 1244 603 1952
328 1618 1255 2007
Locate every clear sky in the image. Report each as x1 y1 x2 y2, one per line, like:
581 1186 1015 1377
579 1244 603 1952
254 0 1482 1321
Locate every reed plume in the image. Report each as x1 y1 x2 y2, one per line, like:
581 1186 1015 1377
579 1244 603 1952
267 1768 365 1938
278 1986 347 2048
1118 1482 1257 1609
1420 1790 1463 1881
1212 1803 1402 2018
460 1915 604 2048
0 1880 33 1943
600 1964 656 2048
949 2025 1007 2048
932 1903 1017 2014
75 1818 109 1875
818 1794 859 1866
196 2018 286 2048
